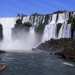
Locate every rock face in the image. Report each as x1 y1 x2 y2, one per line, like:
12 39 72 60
0 24 3 40
37 38 75 60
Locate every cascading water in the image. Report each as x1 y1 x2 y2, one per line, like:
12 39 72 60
42 14 57 42
57 13 66 24
0 18 42 52
0 18 15 51
3 24 12 41
57 13 71 38
42 13 71 42
29 26 35 34
58 23 71 39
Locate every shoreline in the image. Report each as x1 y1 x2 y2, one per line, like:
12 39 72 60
35 38 75 62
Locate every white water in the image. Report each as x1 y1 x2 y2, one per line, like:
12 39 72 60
42 13 71 42
57 13 65 23
0 18 42 52
0 26 42 52
62 62 74 67
58 23 71 39
42 24 57 42
42 14 57 42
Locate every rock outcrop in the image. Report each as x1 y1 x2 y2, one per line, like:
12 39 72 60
37 38 75 60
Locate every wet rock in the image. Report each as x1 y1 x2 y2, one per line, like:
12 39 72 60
0 64 7 72
37 38 75 60
0 24 3 40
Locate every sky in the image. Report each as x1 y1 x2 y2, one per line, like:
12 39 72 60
0 0 75 16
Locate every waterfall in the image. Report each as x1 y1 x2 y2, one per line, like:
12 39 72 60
42 13 71 42
3 24 12 41
29 26 35 34
57 13 65 24
42 23 57 42
42 14 57 42
0 17 15 41
0 21 42 52
58 23 71 39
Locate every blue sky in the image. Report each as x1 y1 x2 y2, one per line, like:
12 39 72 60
0 0 75 16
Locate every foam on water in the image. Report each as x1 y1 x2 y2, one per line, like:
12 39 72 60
62 62 74 67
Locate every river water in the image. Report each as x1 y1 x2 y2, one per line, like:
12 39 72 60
0 50 75 75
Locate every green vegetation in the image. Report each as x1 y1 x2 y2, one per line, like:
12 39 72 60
15 18 32 28
15 14 32 29
35 15 50 33
35 24 45 33
15 19 23 28
23 22 32 27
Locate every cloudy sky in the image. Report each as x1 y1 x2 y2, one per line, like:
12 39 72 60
0 0 75 16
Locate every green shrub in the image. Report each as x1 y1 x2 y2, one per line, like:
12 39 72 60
23 22 32 27
35 24 45 33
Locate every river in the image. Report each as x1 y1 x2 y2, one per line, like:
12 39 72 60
0 50 75 75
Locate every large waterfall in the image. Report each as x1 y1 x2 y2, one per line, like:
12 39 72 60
0 11 75 51
42 14 57 42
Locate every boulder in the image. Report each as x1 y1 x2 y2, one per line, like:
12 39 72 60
0 64 7 72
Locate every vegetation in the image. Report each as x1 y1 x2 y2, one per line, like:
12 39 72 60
35 14 50 33
15 20 32 28
35 23 45 33
15 18 23 29
23 22 32 27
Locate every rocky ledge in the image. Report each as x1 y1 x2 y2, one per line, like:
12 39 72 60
36 38 75 61
0 50 6 54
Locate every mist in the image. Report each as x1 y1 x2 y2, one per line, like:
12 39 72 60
0 24 42 52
